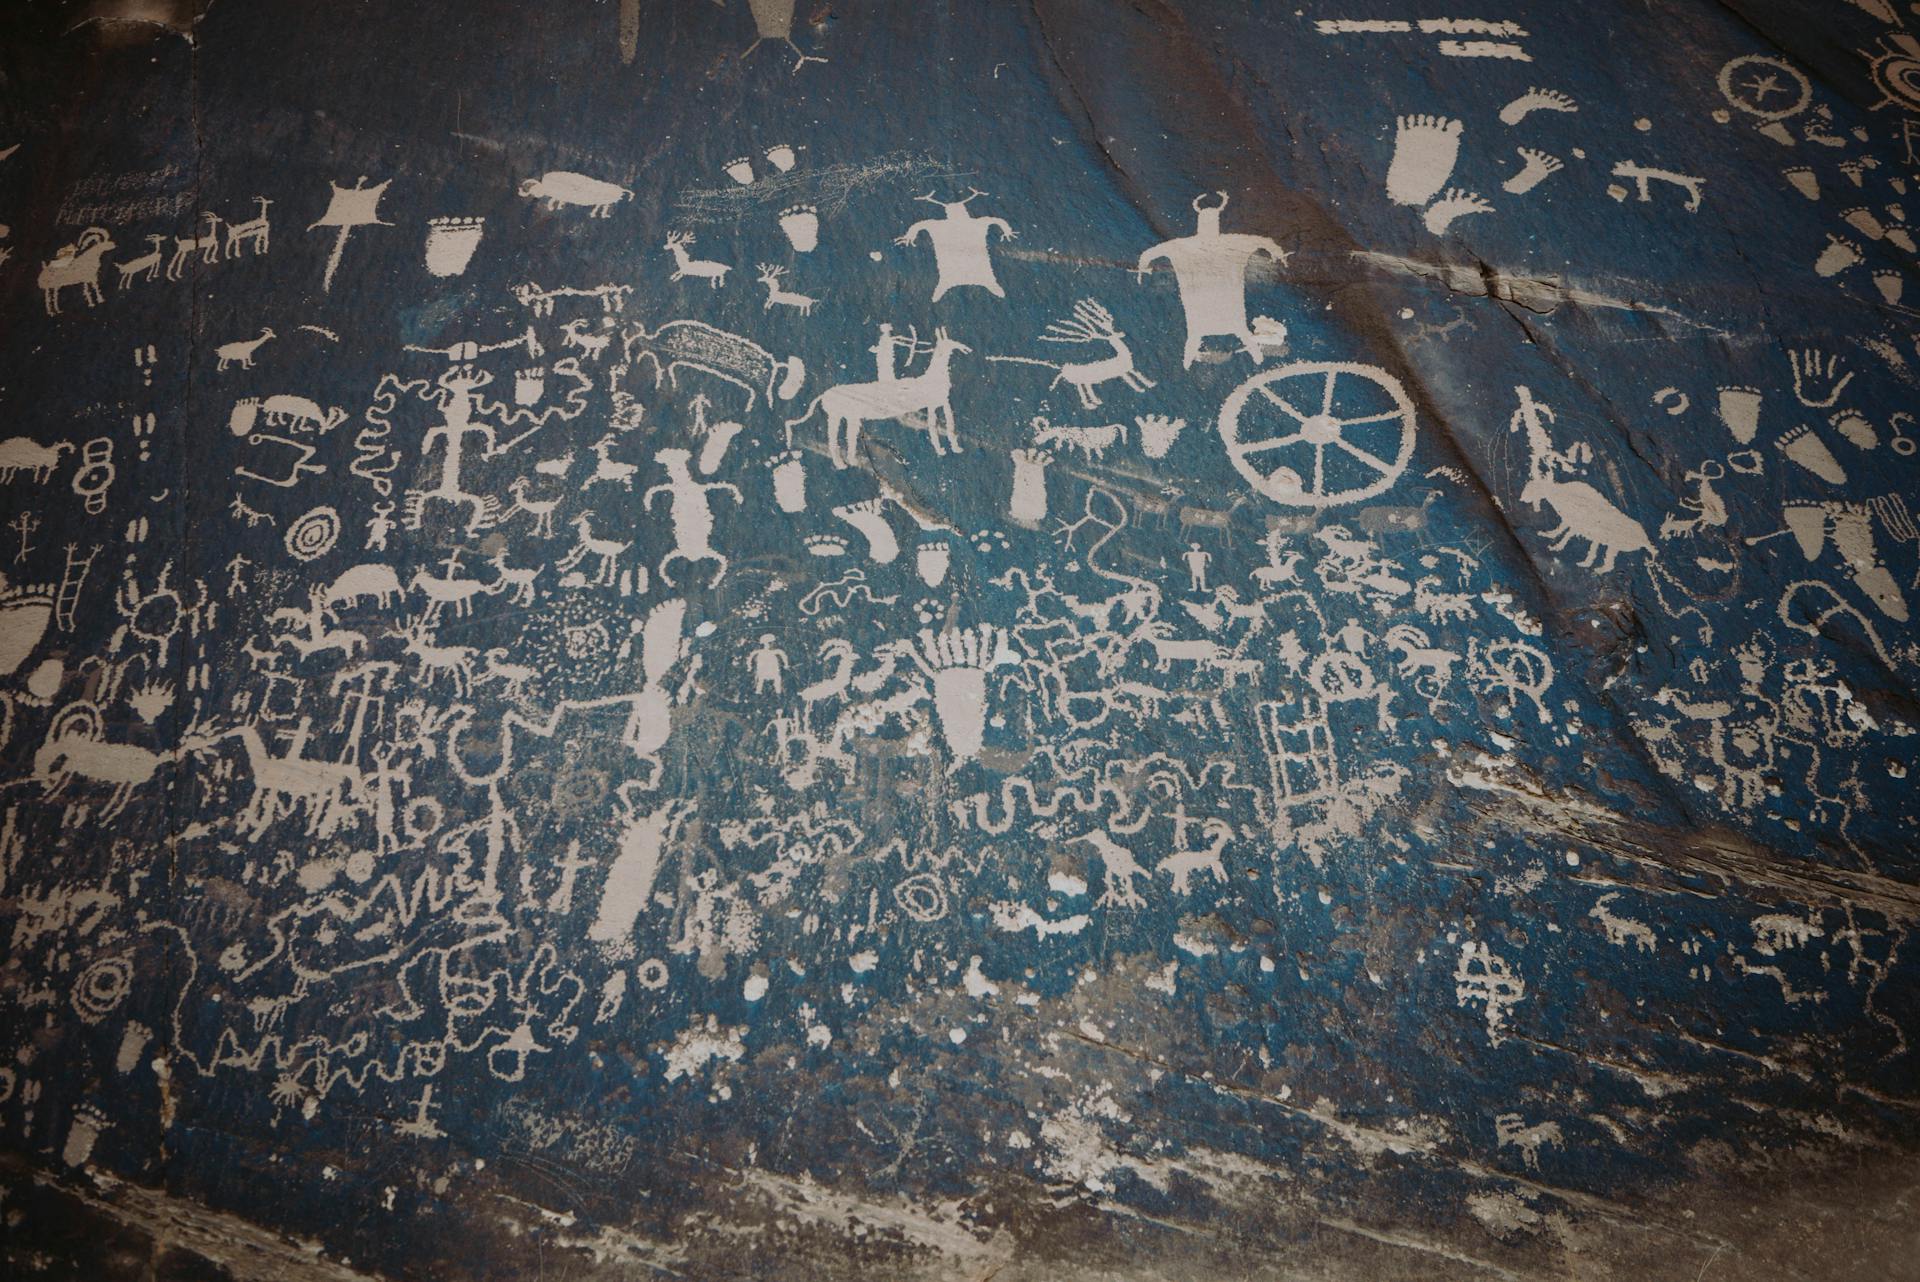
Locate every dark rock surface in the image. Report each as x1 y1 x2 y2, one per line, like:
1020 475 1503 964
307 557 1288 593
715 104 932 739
1 2 1917 1277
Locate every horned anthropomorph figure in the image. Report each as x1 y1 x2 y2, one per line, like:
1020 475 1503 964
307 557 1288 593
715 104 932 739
896 190 1016 302
1136 192 1287 368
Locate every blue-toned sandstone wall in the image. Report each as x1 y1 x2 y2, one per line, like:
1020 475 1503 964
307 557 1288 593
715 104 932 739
1 2 1917 1278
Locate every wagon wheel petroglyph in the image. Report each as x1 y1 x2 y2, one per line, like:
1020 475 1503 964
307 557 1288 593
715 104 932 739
1218 361 1417 508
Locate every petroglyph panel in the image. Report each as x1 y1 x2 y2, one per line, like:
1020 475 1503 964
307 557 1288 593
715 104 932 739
0 2 1917 1278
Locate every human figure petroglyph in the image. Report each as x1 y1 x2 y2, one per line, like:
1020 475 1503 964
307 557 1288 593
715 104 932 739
646 448 741 588
1184 543 1212 593
365 503 396 552
362 741 412 856
1137 193 1287 367
896 189 1015 302
746 635 789 695
686 395 744 476
404 369 502 535
870 321 922 383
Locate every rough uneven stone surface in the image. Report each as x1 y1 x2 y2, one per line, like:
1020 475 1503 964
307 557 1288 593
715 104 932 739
2 2 1918 1278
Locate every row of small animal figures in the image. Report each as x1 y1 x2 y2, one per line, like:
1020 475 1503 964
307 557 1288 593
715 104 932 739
36 199 271 313
268 574 534 696
37 221 819 321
